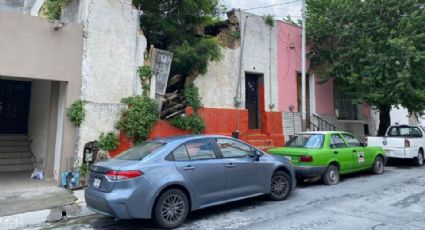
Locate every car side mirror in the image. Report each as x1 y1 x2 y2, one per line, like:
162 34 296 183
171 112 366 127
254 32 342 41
360 142 365 147
254 150 261 161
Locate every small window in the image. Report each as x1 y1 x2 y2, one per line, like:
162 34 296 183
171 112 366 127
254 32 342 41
286 134 324 149
216 138 253 158
341 133 362 147
330 134 346 149
185 140 217 160
173 145 189 161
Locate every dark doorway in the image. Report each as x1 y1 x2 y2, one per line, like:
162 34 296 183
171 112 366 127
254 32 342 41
0 79 31 134
245 73 263 129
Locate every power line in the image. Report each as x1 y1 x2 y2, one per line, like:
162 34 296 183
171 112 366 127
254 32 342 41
241 0 302 11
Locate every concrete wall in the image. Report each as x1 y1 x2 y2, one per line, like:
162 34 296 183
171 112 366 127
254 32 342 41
76 0 146 158
197 10 278 112
0 0 36 14
28 80 51 169
0 11 83 177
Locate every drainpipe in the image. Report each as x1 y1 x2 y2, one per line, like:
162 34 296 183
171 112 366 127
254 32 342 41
133 6 143 95
268 25 274 110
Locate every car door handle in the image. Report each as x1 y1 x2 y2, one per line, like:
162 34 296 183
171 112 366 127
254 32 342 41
334 151 338 154
225 163 237 168
352 150 357 153
183 165 195 170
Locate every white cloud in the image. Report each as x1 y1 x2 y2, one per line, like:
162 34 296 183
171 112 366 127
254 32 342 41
221 0 302 19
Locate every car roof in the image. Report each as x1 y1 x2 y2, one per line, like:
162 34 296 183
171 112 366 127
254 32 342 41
295 131 345 135
150 135 232 143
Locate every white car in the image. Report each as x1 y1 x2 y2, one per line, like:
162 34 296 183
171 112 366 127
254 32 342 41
367 125 425 166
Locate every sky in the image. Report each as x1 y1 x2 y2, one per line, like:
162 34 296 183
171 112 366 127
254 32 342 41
221 0 302 20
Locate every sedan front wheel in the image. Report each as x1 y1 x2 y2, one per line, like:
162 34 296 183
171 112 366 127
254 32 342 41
269 171 292 201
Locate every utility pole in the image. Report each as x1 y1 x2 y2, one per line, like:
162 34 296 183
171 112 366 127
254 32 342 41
301 0 307 129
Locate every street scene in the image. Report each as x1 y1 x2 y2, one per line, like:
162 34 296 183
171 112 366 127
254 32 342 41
0 0 425 229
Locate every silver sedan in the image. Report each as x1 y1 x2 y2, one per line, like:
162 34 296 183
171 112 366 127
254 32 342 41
85 135 295 229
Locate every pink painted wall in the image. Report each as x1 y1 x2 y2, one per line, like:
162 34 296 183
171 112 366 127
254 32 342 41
315 78 335 115
277 21 334 115
277 21 304 112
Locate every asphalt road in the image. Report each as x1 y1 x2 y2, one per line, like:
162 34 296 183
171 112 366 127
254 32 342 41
35 160 425 230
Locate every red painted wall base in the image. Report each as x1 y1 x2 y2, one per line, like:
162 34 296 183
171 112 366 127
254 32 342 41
110 107 285 157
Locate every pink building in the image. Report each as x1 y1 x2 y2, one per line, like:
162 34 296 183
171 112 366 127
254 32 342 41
276 21 373 138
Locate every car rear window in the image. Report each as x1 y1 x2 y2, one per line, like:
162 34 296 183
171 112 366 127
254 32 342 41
285 134 324 149
114 142 165 160
387 126 423 137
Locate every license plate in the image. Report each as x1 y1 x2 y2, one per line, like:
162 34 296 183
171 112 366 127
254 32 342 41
93 178 101 188
284 156 291 161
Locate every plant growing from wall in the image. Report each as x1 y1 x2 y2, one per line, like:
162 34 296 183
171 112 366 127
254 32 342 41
66 99 85 127
117 96 159 143
170 113 205 134
98 132 119 151
79 162 89 185
138 65 153 96
41 0 70 20
264 14 275 27
184 84 202 110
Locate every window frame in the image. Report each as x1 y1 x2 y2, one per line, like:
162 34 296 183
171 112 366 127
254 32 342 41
170 138 219 162
329 133 348 149
214 138 256 159
341 133 363 148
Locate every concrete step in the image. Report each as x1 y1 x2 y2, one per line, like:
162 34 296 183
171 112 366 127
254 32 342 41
0 146 30 153
0 135 29 141
0 163 33 173
0 152 32 159
0 140 30 147
0 157 33 165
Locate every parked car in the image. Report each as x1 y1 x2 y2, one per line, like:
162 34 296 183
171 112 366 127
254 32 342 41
367 125 425 166
85 135 295 229
268 131 385 185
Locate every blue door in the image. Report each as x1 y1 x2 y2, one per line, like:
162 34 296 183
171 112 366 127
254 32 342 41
174 139 226 206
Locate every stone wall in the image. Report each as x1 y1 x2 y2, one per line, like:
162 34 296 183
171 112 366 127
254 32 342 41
76 0 146 158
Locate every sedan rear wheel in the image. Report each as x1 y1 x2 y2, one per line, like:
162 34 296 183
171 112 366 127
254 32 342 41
154 189 189 229
322 165 340 185
414 151 424 166
269 171 292 201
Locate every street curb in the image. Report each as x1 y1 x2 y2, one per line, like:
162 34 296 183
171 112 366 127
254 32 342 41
0 190 95 230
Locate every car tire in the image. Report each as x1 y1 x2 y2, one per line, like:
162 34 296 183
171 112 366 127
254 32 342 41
414 150 424 166
268 171 292 201
322 164 340 185
153 189 189 229
371 156 385 175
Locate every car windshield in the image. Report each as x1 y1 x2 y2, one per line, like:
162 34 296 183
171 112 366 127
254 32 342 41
387 126 422 137
114 141 165 160
285 134 324 149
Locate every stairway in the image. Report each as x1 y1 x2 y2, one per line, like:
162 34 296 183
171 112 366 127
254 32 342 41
244 132 277 152
0 135 34 173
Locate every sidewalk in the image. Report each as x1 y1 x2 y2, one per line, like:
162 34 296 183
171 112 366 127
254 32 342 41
0 172 94 230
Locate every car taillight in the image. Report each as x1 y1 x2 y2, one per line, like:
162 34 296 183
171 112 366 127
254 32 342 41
300 155 313 162
405 139 410 148
105 170 143 181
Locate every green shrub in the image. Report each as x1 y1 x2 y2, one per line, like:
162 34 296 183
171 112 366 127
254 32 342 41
98 132 119 151
118 96 159 143
170 113 205 134
138 65 153 96
42 0 70 20
79 162 89 178
184 84 202 110
264 14 275 27
66 99 85 127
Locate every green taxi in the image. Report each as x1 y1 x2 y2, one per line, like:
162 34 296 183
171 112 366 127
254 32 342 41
268 131 386 185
